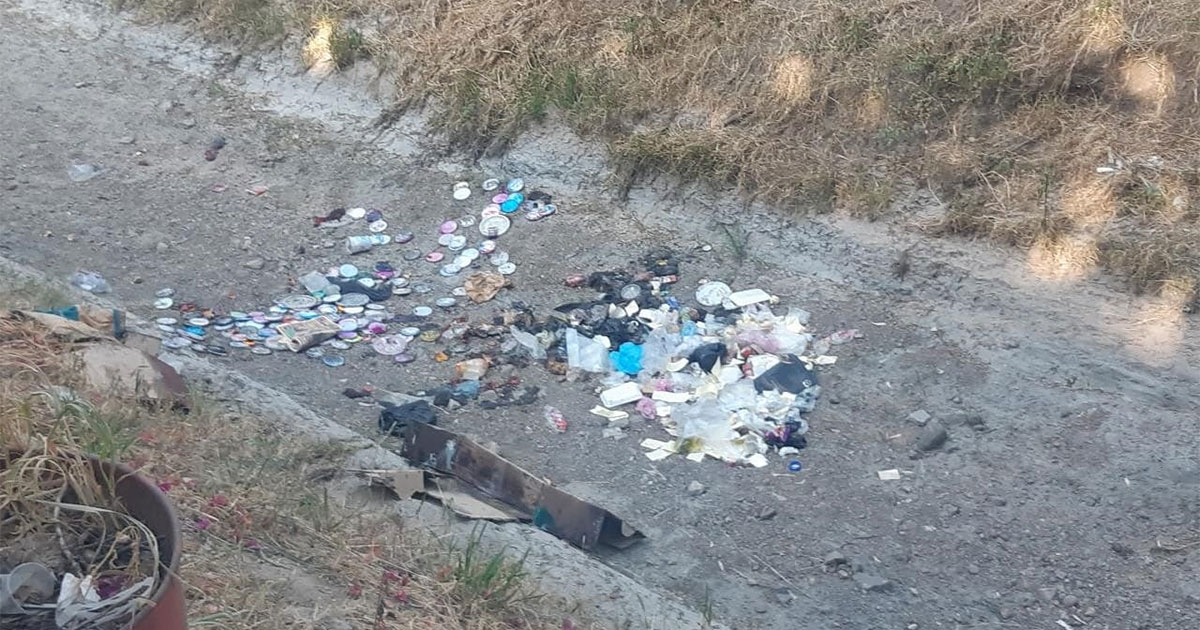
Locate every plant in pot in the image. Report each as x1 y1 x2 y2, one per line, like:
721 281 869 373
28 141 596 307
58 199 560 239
1 437 185 629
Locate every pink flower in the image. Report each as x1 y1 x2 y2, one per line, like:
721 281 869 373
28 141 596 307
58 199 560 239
194 517 212 531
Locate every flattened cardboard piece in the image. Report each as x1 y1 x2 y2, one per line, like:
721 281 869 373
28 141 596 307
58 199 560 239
402 422 644 550
368 468 520 522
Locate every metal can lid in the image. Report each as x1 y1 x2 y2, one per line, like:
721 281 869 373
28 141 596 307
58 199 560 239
264 337 288 350
251 346 272 355
478 215 511 237
481 204 501 218
155 317 178 325
155 288 175 298
492 193 508 204
457 215 476 227
403 249 423 261
436 297 458 308
453 180 470 190
414 284 432 294
440 220 459 234
338 293 370 307
461 247 480 261
329 340 352 350
188 317 211 327
453 187 471 201
619 284 643 300
399 326 421 337
506 178 525 192
413 306 433 317
317 304 338 315
230 311 249 320
366 209 384 222
439 263 461 276
268 305 288 314
500 199 521 214
214 316 234 326
366 303 386 311
347 207 367 220
447 235 467 251
373 336 408 355
394 352 416 364
337 331 359 341
425 251 445 263
437 234 454 247
394 231 414 244
322 293 342 304
498 262 517 275
281 294 319 310
205 345 229 356
451 287 468 297
479 240 497 254
453 255 472 268
507 192 525 205
482 178 500 191
369 220 388 233
153 298 174 310
394 287 413 296
788 460 803 472
163 337 191 350
322 355 346 367
341 306 365 315
338 264 359 278
391 277 410 288
229 341 249 349
157 324 176 333
490 251 510 266
418 330 441 342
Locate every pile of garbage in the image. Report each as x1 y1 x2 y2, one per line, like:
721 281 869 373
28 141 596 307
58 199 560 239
505 248 856 467
134 176 555 366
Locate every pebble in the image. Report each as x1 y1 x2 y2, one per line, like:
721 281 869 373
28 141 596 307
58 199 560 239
132 276 143 284
1038 587 1058 602
915 420 948 452
687 481 706 496
853 573 892 592
180 117 197 129
117 136 136 145
243 257 266 270
1062 594 1079 607
155 242 170 254
757 506 777 520
823 551 847 567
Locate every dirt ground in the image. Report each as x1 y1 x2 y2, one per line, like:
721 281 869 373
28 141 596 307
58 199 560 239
3 2 1200 629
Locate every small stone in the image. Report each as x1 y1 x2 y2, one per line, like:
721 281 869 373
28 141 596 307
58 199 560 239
853 573 892 592
3 183 16 191
156 99 174 112
967 564 980 575
999 607 1014 620
907 409 932 426
180 117 197 129
916 420 948 452
117 136 136 145
829 394 841 405
951 395 963 404
687 481 706 496
446 399 463 411
321 240 335 249
136 158 151 166
155 242 170 254
754 603 768 614
1037 587 1057 602
609 417 630 430
131 276 143 285
775 589 796 606
479 390 498 403
1083 607 1096 617
757 506 777 520
1062 595 1079 607
823 551 848 568
243 258 266 270
907 624 919 630
294 244 306 255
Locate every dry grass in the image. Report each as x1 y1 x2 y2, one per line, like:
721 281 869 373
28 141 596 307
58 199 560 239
113 0 1200 303
0 302 601 629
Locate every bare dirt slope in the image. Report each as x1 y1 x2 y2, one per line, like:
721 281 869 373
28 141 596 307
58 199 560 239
2 2 1199 629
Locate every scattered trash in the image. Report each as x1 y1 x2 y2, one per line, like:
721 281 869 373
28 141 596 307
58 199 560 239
69 270 110 294
67 163 102 182
544 405 568 433
600 382 643 408
245 184 269 196
464 272 506 303
379 400 437 436
877 469 901 481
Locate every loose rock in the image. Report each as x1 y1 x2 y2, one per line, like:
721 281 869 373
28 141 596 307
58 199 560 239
907 409 932 426
915 420 948 452
243 257 265 270
687 481 706 496
757 506 777 520
853 573 892 592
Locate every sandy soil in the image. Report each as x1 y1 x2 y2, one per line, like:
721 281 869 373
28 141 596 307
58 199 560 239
2 2 1199 629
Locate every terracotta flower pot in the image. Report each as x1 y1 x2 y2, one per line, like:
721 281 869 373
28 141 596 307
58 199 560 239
89 458 187 630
